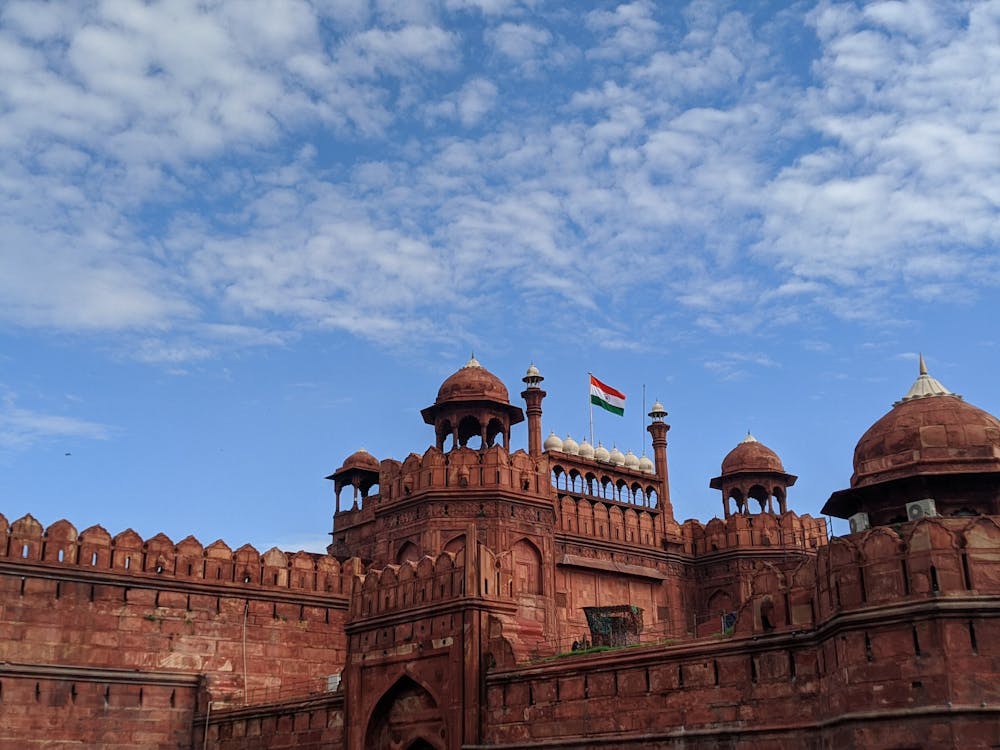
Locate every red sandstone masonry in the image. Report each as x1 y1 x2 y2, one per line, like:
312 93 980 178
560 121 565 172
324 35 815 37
192 693 345 750
480 516 1000 749
0 511 354 748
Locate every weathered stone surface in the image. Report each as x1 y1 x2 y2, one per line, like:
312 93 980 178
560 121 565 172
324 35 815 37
4 362 1000 749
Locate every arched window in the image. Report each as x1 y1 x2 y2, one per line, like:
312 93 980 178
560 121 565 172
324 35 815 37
396 542 421 564
512 539 543 595
486 417 506 448
458 415 483 449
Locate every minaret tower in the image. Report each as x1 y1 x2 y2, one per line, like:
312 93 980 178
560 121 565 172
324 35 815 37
521 363 546 457
647 400 675 520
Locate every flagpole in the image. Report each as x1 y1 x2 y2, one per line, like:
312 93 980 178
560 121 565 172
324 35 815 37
588 372 594 446
642 384 646 453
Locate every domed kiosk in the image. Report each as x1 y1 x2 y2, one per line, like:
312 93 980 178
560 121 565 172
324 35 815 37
327 448 380 512
823 356 1000 527
420 355 525 451
711 433 797 517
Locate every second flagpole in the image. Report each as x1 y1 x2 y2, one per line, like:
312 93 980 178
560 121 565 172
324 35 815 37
588 372 595 446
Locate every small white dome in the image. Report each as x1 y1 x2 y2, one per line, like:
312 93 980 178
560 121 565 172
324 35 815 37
624 450 640 469
543 431 563 452
578 438 595 459
562 434 580 455
609 446 625 466
525 363 540 378
638 454 654 473
595 442 611 462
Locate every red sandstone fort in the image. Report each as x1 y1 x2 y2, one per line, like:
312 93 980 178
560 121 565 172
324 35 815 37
2 356 999 748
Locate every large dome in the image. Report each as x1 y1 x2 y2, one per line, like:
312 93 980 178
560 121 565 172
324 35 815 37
852 393 1000 488
435 354 510 405
824 357 1000 521
720 433 785 475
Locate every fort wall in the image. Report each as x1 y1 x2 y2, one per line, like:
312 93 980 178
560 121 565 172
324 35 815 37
481 516 1000 749
0 512 354 748
193 694 345 750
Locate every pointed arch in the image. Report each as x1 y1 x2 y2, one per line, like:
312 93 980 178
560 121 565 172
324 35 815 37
706 589 734 617
443 535 465 557
485 417 506 448
512 538 543 595
396 541 421 564
364 676 444 750
457 414 483 449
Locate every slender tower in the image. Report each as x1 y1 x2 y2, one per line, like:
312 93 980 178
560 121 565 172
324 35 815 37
647 400 674 522
521 363 546 457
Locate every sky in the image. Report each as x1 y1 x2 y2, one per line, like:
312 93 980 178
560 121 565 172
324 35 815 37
1 0 999 553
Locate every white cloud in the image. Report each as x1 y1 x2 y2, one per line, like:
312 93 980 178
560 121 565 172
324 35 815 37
586 0 661 60
1 0 998 364
756 0 1000 308
486 22 551 62
336 25 460 78
703 351 780 382
425 77 498 126
0 395 112 449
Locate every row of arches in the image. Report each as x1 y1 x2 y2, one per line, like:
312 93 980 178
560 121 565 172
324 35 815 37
434 415 509 451
551 467 659 508
724 484 788 517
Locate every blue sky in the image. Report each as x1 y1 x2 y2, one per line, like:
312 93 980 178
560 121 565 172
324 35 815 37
1 0 999 552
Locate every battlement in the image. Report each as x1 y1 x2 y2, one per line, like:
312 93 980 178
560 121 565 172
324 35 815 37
732 516 1000 637
0 512 354 597
680 511 828 557
391 445 543 498
352 548 469 620
556 493 661 548
337 445 546 514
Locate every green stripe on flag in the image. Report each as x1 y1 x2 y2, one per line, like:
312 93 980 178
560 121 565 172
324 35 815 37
591 394 624 416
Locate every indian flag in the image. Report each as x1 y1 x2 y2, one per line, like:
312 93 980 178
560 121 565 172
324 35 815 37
590 375 625 416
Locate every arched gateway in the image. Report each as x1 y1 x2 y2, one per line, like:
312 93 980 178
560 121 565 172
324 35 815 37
364 676 445 750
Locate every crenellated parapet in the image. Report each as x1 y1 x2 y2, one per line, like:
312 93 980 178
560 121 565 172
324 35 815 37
340 445 544 515
335 446 546 519
387 445 543 501
351 548 469 620
680 511 828 557
0 512 354 597
556 494 659 548
815 516 1000 618
731 516 1000 637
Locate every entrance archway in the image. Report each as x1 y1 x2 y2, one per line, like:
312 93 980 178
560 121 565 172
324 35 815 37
364 676 445 750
